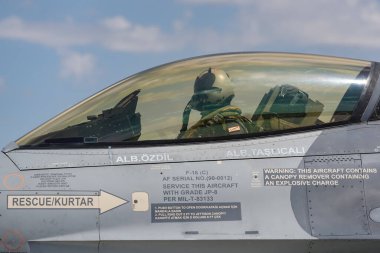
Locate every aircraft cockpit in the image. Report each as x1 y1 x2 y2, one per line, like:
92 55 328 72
15 53 371 148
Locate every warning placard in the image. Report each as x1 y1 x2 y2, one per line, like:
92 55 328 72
151 202 241 223
263 168 378 186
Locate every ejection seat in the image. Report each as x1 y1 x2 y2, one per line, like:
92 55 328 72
251 84 324 132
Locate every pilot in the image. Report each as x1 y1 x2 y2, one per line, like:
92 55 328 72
178 68 254 139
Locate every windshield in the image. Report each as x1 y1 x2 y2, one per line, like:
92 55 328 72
16 53 371 147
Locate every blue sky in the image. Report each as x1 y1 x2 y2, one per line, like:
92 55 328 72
1 0 380 147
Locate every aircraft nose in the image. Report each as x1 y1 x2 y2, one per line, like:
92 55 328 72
0 152 29 252
0 151 24 191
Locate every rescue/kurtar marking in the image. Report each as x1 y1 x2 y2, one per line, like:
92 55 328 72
7 191 128 214
10 196 94 207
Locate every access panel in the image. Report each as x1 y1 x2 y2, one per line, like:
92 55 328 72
304 155 369 236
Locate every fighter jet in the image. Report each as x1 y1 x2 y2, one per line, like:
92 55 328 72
1 52 380 253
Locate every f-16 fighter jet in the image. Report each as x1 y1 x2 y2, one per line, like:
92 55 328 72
1 52 380 253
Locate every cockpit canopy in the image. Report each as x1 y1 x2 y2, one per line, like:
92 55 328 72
16 53 371 147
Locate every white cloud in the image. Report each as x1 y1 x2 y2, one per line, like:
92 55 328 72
0 16 179 53
0 16 185 80
2 1 380 58
239 0 380 48
59 51 96 79
102 16 132 31
180 0 380 51
0 16 91 49
99 17 179 52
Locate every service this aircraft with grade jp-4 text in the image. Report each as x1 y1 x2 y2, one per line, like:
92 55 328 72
1 52 380 253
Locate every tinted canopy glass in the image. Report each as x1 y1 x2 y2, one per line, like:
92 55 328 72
17 53 371 147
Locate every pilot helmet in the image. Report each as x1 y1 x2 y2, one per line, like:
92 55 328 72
190 68 234 112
